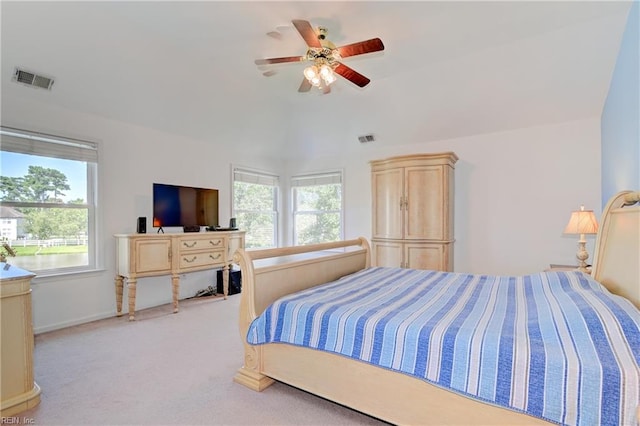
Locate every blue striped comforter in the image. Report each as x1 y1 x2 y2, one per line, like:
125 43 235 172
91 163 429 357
247 267 640 425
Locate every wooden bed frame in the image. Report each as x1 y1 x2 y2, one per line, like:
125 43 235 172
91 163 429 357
233 190 640 425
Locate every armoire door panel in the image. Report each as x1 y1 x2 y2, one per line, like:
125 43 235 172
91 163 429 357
372 241 403 268
405 166 444 240
372 169 403 239
405 244 447 270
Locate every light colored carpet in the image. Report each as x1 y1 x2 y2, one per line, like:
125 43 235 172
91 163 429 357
21 295 387 425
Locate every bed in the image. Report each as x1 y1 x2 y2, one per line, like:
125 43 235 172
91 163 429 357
233 190 640 425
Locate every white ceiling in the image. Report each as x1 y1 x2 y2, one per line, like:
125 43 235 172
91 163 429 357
0 1 632 158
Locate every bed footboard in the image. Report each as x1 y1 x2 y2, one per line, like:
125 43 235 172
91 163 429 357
232 238 371 391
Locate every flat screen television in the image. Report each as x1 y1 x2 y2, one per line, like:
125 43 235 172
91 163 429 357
152 183 219 228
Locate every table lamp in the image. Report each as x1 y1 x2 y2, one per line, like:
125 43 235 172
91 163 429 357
563 205 598 272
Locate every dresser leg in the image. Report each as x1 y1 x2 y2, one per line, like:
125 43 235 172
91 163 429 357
171 274 179 313
223 264 229 300
115 275 124 317
127 278 137 321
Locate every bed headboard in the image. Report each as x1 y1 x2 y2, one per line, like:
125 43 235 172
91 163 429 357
591 190 640 308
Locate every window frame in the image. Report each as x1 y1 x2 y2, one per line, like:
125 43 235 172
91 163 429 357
231 166 279 249
0 126 100 276
291 170 344 246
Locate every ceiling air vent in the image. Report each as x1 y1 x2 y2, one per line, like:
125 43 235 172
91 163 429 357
358 134 376 143
12 67 55 90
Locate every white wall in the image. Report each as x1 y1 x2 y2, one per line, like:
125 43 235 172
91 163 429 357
286 117 602 275
2 94 602 332
2 97 283 333
601 1 639 206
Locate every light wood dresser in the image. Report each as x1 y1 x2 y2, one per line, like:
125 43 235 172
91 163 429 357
371 152 457 271
114 230 245 320
0 263 41 416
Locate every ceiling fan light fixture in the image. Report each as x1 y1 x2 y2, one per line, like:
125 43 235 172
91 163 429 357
303 65 318 80
305 61 336 87
319 64 332 78
323 72 336 85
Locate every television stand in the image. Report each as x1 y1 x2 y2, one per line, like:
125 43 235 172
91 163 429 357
114 230 245 320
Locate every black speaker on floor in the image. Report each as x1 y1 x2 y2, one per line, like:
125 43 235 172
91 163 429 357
137 217 146 234
216 267 242 295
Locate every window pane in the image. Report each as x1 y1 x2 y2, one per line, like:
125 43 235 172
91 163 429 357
234 182 274 210
295 184 341 211
292 171 342 246
232 170 278 249
2 207 89 270
1 152 88 204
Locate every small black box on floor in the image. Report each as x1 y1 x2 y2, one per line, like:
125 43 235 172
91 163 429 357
216 267 241 295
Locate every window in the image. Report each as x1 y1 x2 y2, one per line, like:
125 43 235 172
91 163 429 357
232 167 279 248
0 126 98 275
292 171 343 245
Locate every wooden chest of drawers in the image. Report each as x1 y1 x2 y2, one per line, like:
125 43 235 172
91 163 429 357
115 231 245 320
1 264 41 416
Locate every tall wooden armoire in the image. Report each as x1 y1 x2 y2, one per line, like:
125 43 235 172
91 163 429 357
371 152 457 271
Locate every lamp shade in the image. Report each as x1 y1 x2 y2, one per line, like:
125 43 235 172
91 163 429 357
564 207 598 235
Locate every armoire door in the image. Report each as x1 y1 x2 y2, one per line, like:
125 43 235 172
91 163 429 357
404 243 447 270
372 168 404 239
404 165 445 240
372 240 403 268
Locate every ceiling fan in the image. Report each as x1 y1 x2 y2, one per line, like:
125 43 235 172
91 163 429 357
255 19 385 93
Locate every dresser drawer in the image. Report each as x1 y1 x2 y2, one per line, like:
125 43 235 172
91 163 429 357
178 249 225 269
179 237 225 252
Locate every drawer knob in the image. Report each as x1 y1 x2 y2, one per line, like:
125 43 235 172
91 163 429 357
183 256 197 263
183 241 197 248
209 240 221 246
210 253 222 260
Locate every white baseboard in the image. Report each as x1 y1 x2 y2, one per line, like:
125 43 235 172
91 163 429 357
34 310 115 335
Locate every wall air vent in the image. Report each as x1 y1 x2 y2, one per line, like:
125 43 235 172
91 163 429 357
358 134 376 143
12 67 55 90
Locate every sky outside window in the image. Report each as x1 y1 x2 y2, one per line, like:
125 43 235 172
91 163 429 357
1 151 87 202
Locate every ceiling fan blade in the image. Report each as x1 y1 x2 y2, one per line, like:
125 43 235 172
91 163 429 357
334 63 371 88
254 56 306 65
292 19 321 48
298 78 312 93
336 38 385 59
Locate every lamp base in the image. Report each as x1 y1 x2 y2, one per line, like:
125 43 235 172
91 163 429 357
575 238 590 273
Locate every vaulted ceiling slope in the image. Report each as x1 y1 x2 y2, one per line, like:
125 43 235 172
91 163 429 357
0 1 632 158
